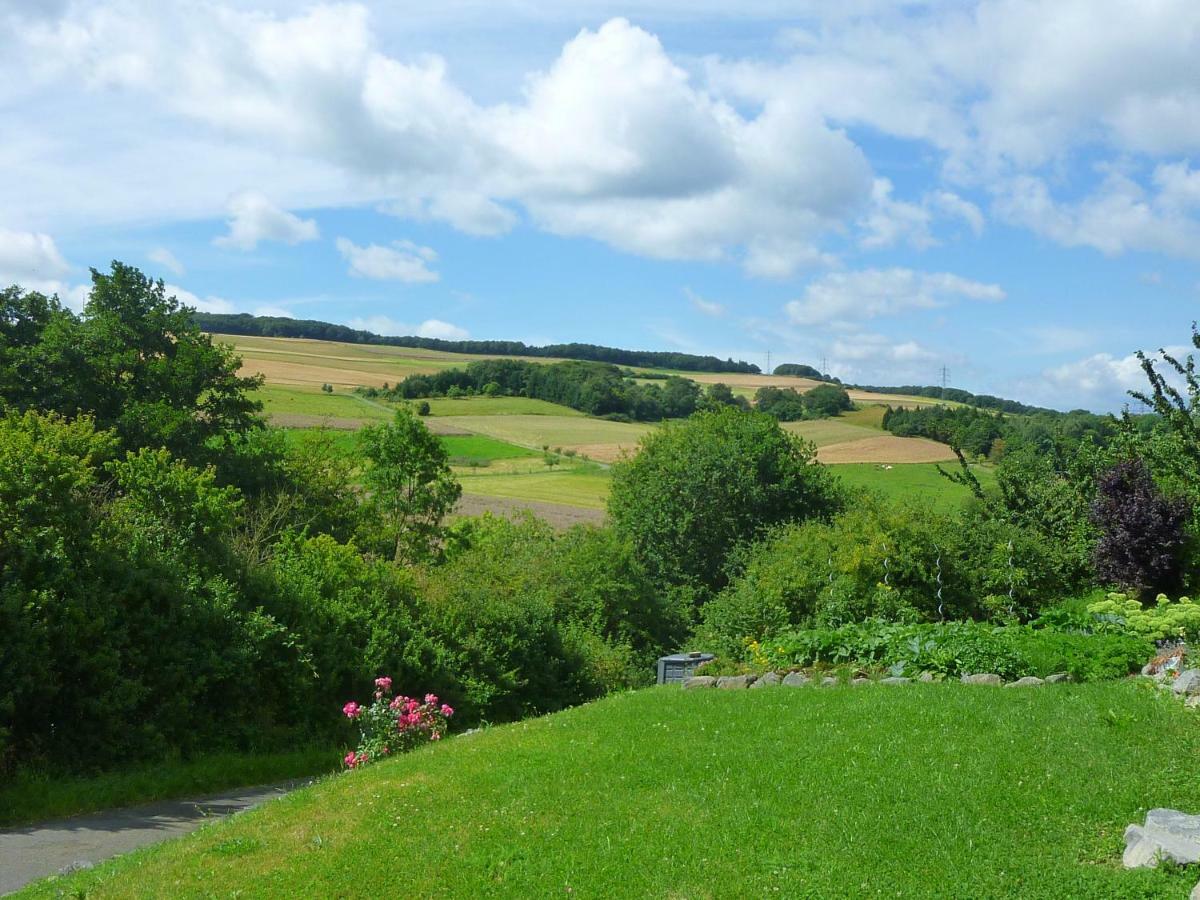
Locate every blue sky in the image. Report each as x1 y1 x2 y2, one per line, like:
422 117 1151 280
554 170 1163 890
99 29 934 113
2 1 1199 411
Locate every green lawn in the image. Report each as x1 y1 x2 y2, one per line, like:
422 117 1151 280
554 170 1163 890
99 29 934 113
0 748 337 829
833 462 997 511
25 684 1200 898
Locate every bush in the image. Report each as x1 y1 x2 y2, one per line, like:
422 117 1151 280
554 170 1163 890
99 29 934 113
609 407 842 598
415 401 431 416
746 620 1150 681
340 678 453 769
1087 592 1200 642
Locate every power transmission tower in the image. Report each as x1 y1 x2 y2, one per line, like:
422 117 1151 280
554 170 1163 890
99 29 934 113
765 349 771 374
820 355 827 376
940 365 950 389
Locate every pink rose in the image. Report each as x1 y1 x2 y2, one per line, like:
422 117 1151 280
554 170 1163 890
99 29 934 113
342 701 361 719
440 704 454 718
375 676 393 692
424 693 438 705
344 751 356 768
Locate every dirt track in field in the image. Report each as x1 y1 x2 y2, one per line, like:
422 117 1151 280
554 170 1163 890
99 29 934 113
817 435 956 464
453 493 605 529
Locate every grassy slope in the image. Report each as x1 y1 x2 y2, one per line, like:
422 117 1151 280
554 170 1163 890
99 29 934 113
25 684 1200 899
835 462 998 512
457 468 611 509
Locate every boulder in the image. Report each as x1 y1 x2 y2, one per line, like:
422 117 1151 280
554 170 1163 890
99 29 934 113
880 676 911 685
1123 809 1200 868
1005 676 1045 688
851 677 871 686
750 672 781 689
1186 696 1200 710
918 671 937 683
1192 879 1200 900
682 675 716 690
781 672 810 687
716 675 754 689
1045 672 1071 684
961 673 1003 686
1173 669 1200 696
820 676 839 687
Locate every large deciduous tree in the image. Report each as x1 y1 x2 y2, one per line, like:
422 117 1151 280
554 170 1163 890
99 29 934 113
608 406 842 599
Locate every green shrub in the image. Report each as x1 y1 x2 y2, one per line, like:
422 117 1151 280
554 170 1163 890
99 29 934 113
744 620 1150 682
1087 592 1200 642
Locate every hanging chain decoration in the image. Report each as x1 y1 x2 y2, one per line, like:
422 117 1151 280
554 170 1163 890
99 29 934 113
1007 539 1016 618
883 542 891 587
934 542 944 620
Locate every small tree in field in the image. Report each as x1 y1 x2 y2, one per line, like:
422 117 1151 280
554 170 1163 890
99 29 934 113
1090 458 1188 597
359 409 461 564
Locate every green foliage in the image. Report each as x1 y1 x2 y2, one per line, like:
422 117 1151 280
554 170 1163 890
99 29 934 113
748 619 1151 681
1087 592 1200 642
358 409 462 564
609 407 842 597
754 383 851 422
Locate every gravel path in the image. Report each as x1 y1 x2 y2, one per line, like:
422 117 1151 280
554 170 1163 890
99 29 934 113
0 780 310 895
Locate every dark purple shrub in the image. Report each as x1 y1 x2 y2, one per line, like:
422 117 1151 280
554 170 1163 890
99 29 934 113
1089 459 1189 596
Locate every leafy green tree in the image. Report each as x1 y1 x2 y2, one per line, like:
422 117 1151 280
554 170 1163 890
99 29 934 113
802 383 852 417
608 407 842 598
359 408 461 563
700 382 750 411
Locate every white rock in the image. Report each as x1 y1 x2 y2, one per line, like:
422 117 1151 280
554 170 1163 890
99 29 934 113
750 672 781 689
1173 669 1200 696
1045 673 1071 684
1005 676 1045 687
1123 809 1200 868
682 675 716 690
781 672 810 687
961 673 1003 686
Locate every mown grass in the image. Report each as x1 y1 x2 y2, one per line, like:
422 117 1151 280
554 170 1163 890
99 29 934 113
0 748 337 829
442 434 538 463
421 396 585 417
255 385 392 421
834 462 997 512
458 467 612 509
439 414 651 457
23 684 1200 898
781 417 885 447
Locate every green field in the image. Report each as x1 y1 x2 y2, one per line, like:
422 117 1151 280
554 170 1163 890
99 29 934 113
458 467 611 509
442 434 538 463
422 396 585 417
439 414 651 460
834 462 997 510
26 684 1200 898
255 385 392 423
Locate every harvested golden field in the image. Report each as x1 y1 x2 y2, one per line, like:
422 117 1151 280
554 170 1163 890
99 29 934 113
781 419 883 447
816 435 957 464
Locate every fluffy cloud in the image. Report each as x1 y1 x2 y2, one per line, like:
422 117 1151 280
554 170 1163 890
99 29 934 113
1024 347 1188 412
994 165 1200 258
336 237 439 282
148 247 184 276
786 268 1004 328
349 315 468 339
0 228 70 282
214 192 319 251
164 283 237 314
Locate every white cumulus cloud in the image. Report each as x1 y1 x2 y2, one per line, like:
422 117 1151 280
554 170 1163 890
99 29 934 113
336 237 439 282
214 191 319 251
786 268 1005 328
148 246 184 275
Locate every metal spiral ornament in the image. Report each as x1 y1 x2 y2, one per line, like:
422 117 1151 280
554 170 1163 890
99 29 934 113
934 542 944 620
1007 539 1016 617
883 542 890 587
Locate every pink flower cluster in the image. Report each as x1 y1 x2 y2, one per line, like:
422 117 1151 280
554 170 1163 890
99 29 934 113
340 677 454 769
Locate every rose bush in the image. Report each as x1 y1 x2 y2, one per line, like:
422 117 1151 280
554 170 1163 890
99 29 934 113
342 676 453 769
